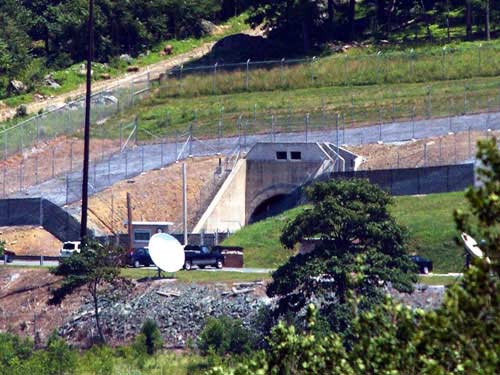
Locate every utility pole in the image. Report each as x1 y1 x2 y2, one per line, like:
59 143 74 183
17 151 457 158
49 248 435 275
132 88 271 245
127 192 133 252
80 0 94 242
182 163 188 246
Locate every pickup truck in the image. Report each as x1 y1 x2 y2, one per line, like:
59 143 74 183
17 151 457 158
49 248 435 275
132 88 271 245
183 245 224 270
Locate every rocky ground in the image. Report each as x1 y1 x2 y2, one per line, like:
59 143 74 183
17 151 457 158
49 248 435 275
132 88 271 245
60 280 445 348
60 280 268 348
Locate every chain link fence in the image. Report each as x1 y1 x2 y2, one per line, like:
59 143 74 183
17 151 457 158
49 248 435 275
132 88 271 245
160 44 500 97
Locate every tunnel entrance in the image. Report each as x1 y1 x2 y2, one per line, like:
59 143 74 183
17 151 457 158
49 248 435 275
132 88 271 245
248 194 294 224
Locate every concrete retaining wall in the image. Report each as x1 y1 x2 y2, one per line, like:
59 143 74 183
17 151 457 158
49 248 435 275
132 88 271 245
0 198 82 242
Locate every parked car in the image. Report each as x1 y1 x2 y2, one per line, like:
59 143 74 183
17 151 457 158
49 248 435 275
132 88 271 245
183 245 224 270
2 249 15 263
128 247 153 268
59 241 81 258
410 255 433 274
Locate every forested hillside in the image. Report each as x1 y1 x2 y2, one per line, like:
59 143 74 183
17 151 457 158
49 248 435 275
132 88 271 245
0 0 499 100
0 0 247 99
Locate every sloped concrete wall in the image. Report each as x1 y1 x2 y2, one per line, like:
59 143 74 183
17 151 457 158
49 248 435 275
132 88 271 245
193 159 247 233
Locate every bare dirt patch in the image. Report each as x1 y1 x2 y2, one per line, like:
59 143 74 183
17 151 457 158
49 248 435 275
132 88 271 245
0 268 83 343
0 226 61 256
70 156 221 234
349 129 498 170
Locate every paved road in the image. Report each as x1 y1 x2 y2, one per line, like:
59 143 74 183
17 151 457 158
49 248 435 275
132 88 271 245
10 110 499 207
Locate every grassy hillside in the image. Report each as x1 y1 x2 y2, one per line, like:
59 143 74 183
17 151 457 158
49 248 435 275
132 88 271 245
224 191 467 273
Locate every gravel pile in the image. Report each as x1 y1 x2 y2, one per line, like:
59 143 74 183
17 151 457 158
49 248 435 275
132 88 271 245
60 281 267 347
390 284 446 310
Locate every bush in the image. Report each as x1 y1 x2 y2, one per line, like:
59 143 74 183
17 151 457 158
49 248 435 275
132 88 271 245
198 316 254 356
133 319 163 356
14 104 27 118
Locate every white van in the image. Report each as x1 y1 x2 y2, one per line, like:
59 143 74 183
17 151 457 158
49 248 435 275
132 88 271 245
60 241 82 257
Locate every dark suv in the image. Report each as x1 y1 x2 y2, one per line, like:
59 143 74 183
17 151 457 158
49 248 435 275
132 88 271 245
1 250 15 263
183 245 224 270
410 255 433 274
128 247 152 268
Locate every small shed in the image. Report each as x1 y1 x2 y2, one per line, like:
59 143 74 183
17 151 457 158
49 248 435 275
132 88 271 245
124 221 173 249
213 246 244 268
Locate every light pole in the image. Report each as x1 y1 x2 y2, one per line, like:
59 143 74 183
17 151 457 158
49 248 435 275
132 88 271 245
80 0 94 242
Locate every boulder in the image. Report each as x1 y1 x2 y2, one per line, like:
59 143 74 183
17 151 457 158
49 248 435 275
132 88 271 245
200 19 216 35
9 80 27 94
119 54 133 64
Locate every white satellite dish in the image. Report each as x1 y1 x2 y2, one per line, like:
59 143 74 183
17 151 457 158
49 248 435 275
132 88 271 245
461 232 491 263
148 233 185 272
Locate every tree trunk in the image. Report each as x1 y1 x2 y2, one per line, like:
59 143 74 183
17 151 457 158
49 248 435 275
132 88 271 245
485 0 490 41
92 284 105 344
466 0 472 39
301 19 311 53
348 0 356 41
377 0 386 32
327 0 334 25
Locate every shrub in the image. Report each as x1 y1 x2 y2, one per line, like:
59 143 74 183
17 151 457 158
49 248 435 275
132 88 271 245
14 104 27 118
133 319 163 356
198 316 254 356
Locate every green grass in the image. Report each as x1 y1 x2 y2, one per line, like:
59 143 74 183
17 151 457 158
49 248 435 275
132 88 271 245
223 192 467 273
76 350 208 375
391 192 467 273
121 268 270 283
222 207 304 268
110 73 500 142
418 275 462 286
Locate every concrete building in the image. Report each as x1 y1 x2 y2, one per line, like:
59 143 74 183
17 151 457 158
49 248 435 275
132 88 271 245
124 221 173 249
194 142 361 233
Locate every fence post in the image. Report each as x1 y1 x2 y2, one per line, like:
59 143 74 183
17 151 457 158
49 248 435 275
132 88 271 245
52 147 56 178
305 114 309 143
70 142 73 172
119 122 123 150
189 123 193 157
378 109 383 142
310 56 316 84
271 115 275 143
213 63 218 94
19 162 23 192
280 58 285 87
2 168 5 197
141 145 145 172
160 140 164 165
35 156 38 185
245 59 250 90
125 150 128 178
65 174 69 205
478 44 482 74
175 131 179 160
441 46 447 79
412 106 416 139
336 113 339 147
423 143 427 166
468 126 472 159
463 84 467 114
427 87 432 118
376 51 382 83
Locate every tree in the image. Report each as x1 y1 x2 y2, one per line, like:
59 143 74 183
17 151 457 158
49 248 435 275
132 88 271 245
49 239 127 344
133 319 163 356
247 0 321 52
268 179 417 334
